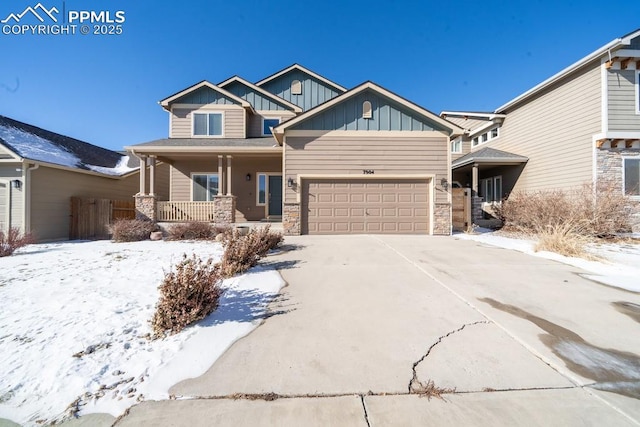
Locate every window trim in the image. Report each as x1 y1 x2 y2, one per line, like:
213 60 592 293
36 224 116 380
451 137 462 153
623 157 640 199
480 175 503 202
190 172 220 201
192 111 225 138
261 117 281 136
472 126 501 148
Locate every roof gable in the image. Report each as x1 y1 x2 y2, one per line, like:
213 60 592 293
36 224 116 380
256 64 346 93
218 76 302 112
273 82 463 140
159 81 250 110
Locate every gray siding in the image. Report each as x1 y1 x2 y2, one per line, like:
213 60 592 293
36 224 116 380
491 62 601 191
608 69 640 131
0 164 24 231
176 87 236 105
247 111 296 138
260 70 341 111
284 135 449 204
224 81 287 111
170 106 245 138
291 90 447 132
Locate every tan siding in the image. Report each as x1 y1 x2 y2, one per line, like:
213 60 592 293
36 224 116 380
170 106 246 138
452 138 472 161
30 167 139 241
284 135 448 204
446 117 490 132
489 62 601 192
0 182 6 231
170 160 220 202
248 111 296 138
154 163 170 201
608 69 640 131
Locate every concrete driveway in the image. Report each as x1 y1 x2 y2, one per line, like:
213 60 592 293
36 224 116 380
106 235 640 426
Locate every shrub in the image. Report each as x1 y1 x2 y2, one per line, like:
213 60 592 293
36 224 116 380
166 222 216 240
0 227 35 257
219 226 283 278
109 219 156 242
151 254 223 337
535 223 591 258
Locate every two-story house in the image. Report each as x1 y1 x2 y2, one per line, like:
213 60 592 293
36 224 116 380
127 64 463 236
442 28 640 230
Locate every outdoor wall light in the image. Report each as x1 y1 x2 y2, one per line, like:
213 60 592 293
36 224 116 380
11 179 21 190
287 177 295 188
440 177 449 191
246 173 251 181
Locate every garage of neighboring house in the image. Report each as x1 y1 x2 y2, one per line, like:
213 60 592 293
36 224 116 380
0 180 8 231
302 178 430 234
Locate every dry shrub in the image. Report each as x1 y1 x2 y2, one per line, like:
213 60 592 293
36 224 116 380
219 225 283 278
535 224 591 258
0 227 35 257
166 222 216 240
109 219 156 242
151 254 222 337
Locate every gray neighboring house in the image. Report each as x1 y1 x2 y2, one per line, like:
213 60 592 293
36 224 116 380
442 28 640 229
0 115 155 241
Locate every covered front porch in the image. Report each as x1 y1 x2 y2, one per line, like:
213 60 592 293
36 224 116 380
128 138 283 224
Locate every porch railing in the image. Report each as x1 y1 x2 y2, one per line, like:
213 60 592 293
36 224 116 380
157 201 216 222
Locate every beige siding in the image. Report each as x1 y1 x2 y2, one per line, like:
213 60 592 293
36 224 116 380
452 137 472 161
0 144 17 158
248 111 297 138
0 182 6 231
170 159 220 201
284 134 449 204
154 162 171 201
608 69 640 131
30 167 140 241
0 164 24 231
170 106 246 138
446 117 490 132
489 62 601 191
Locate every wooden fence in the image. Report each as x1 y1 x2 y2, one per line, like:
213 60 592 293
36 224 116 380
70 197 135 240
157 201 216 222
452 188 471 232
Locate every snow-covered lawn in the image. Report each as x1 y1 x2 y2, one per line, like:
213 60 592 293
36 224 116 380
456 230 640 292
0 240 284 426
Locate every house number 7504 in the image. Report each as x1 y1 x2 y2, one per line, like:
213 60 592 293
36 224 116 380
362 169 374 174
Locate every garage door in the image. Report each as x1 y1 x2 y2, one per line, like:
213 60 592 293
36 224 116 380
302 178 430 234
0 182 7 232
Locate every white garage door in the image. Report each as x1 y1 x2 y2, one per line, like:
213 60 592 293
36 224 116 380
0 182 7 232
302 178 430 234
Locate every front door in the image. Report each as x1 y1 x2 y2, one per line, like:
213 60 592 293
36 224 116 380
268 175 283 217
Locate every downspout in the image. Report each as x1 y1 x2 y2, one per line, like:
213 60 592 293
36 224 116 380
24 162 39 234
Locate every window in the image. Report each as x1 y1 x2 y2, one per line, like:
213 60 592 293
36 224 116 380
472 137 479 147
480 176 503 202
471 126 500 148
291 79 302 95
491 127 499 138
192 174 219 201
481 133 488 143
362 101 372 119
451 137 462 153
262 118 280 136
624 158 640 196
257 173 267 205
193 112 223 136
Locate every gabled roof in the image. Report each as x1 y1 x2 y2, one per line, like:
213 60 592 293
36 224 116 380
218 75 303 113
271 81 464 143
496 28 640 113
0 115 137 177
452 147 528 169
159 80 252 111
440 111 506 120
255 63 347 93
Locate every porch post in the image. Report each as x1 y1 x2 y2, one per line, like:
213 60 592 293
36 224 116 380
138 155 147 195
149 155 156 196
471 163 483 223
472 163 479 196
226 155 232 195
218 155 223 195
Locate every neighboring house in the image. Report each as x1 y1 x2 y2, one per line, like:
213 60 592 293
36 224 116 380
441 28 640 229
127 64 463 235
0 115 162 241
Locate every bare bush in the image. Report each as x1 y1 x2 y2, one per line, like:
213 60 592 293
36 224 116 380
166 222 216 241
151 254 223 337
535 224 591 258
0 227 35 257
109 219 156 243
219 226 283 278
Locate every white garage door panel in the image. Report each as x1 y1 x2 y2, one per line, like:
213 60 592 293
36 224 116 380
303 178 430 235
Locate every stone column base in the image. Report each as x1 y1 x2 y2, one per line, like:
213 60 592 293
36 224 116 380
135 194 157 222
213 195 236 224
283 203 301 236
433 203 452 235
472 196 484 223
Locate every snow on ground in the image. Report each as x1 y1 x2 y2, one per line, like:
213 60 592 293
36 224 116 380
455 229 640 293
0 240 285 426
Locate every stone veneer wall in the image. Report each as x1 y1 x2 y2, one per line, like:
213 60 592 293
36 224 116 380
283 203 301 236
433 203 452 235
213 195 236 224
596 148 640 231
135 195 156 221
472 196 484 223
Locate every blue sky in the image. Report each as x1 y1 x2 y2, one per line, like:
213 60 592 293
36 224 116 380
0 0 639 151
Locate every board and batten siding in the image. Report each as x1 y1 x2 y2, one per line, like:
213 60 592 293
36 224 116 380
490 62 602 191
608 69 640 131
224 81 287 111
29 166 141 241
284 134 449 204
260 70 341 111
247 111 296 138
0 164 24 231
170 106 245 138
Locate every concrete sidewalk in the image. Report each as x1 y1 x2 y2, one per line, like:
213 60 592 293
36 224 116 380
68 235 640 426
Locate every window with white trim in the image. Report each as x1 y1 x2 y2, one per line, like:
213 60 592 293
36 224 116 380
192 173 219 201
193 112 223 136
262 118 280 136
480 175 502 202
472 126 501 148
624 158 640 196
451 137 462 153
257 173 267 205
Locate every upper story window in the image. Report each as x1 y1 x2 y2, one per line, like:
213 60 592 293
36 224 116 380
291 80 302 95
624 158 640 197
262 118 280 136
192 173 219 201
362 101 372 119
472 126 500 148
193 112 223 137
451 137 462 153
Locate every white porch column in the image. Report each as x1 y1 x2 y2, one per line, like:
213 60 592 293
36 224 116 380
149 155 156 196
226 155 232 195
218 155 223 196
472 163 479 196
138 155 147 195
